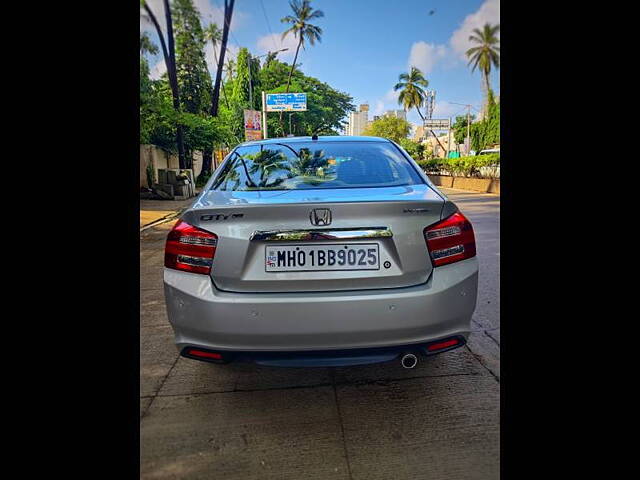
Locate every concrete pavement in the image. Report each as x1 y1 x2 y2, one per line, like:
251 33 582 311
140 198 196 229
139 187 500 479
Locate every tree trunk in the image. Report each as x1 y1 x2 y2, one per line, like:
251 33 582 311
285 38 302 93
162 0 187 169
144 1 186 170
212 45 230 110
481 70 490 120
210 0 235 117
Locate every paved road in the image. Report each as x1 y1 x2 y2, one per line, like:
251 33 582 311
140 187 500 479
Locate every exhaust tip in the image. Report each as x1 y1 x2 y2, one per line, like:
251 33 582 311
400 353 418 369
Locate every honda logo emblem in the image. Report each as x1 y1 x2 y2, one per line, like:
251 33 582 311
310 208 332 226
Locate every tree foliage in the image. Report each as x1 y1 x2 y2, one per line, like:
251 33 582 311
173 0 211 115
470 91 500 151
140 1 352 162
398 138 425 160
452 114 476 145
362 116 411 143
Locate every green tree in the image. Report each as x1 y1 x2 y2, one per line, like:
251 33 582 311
362 116 411 143
173 0 211 116
470 91 500 151
280 0 324 94
452 114 476 146
465 23 500 113
258 59 354 137
398 138 425 160
172 0 214 171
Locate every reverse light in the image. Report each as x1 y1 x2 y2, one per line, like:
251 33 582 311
165 220 217 275
424 211 476 267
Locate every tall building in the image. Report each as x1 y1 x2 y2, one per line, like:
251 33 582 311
346 104 370 136
384 110 406 120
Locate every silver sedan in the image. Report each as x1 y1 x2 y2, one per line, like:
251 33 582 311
164 136 478 369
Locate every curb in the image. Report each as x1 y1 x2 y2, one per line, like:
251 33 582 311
139 210 183 232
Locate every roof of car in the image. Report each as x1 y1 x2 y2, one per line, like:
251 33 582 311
237 135 391 147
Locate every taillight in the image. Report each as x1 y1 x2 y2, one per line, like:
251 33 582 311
164 220 217 275
424 211 476 267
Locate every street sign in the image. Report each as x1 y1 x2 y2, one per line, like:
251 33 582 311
265 93 307 112
243 109 262 141
424 118 450 130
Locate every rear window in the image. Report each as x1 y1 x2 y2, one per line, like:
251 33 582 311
212 141 424 191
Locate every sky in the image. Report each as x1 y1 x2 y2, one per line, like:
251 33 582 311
141 0 500 131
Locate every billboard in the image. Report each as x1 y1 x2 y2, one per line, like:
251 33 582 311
265 93 307 112
243 109 262 141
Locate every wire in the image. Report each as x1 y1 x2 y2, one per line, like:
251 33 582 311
259 0 280 52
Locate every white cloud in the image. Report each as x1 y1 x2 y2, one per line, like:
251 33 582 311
256 33 300 60
384 89 399 103
432 101 459 119
140 0 245 36
196 0 245 31
450 0 500 59
407 41 447 75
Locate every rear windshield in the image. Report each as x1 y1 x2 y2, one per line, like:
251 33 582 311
212 141 424 191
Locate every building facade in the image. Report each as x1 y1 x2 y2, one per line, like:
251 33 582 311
384 110 406 120
346 104 370 136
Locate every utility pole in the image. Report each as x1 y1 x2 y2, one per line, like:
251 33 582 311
466 105 470 155
261 91 268 139
448 117 452 156
247 53 253 108
450 102 474 155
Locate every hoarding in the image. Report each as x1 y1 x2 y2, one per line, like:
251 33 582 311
265 93 307 112
243 109 262 141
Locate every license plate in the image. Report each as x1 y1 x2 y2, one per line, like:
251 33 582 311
265 244 380 272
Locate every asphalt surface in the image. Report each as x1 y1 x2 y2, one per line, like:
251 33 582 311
140 186 500 479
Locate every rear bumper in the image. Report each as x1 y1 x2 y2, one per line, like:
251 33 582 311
163 256 478 355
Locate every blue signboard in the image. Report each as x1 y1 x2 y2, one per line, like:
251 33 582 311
265 93 307 112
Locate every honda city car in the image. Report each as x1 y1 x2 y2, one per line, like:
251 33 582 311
163 136 478 368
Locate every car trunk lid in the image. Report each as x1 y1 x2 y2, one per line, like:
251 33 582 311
182 185 444 293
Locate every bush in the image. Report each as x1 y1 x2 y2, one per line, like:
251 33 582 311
416 158 442 174
416 154 499 178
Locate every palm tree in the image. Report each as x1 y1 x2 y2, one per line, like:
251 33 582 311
465 23 500 114
139 32 158 55
280 0 324 93
394 66 429 121
394 67 446 154
224 58 236 80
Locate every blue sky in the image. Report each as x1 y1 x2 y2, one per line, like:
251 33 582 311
142 0 500 129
